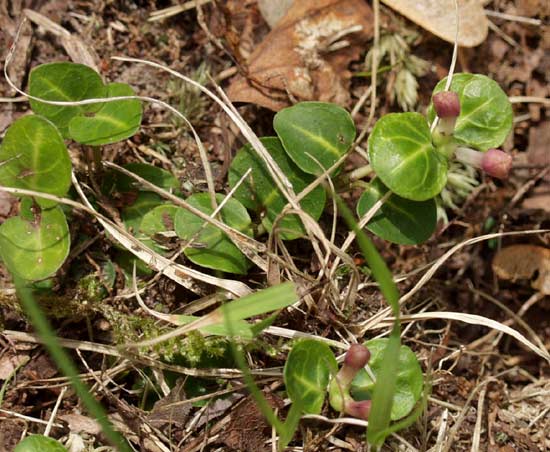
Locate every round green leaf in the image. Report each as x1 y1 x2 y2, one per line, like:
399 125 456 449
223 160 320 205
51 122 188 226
116 163 179 193
15 435 68 452
137 204 177 254
0 206 70 280
283 339 338 414
0 115 72 208
174 193 252 274
274 102 356 175
350 338 423 420
228 137 326 240
368 112 448 201
357 178 437 245
69 82 142 145
428 73 513 151
121 192 165 234
29 62 106 137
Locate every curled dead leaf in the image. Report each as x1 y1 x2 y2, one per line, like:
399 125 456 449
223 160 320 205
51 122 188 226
227 0 373 111
381 0 488 47
492 245 550 295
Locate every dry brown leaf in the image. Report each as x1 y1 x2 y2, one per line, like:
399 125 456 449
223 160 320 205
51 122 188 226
59 411 102 436
0 352 29 380
257 0 294 28
381 0 488 47
492 245 550 295
24 9 99 71
227 0 373 111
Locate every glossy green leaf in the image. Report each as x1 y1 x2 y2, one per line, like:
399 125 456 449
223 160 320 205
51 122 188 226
121 192 165 234
14 435 68 452
0 206 70 280
137 204 177 254
283 339 338 414
368 112 448 201
174 193 252 274
0 116 72 208
228 137 326 240
350 338 423 420
29 62 106 137
69 82 142 145
116 163 179 193
274 102 356 175
357 178 437 245
428 73 513 151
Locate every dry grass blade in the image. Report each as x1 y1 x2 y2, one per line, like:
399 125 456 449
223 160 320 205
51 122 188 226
359 229 549 333
377 311 550 362
328 187 391 280
103 162 268 271
1 329 282 378
71 173 253 297
148 0 213 22
0 183 252 297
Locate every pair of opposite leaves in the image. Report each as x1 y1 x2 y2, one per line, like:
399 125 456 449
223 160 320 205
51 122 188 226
0 63 142 280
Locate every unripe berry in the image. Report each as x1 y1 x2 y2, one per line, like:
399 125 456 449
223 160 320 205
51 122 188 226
344 344 371 371
455 147 513 180
481 148 513 179
433 91 460 118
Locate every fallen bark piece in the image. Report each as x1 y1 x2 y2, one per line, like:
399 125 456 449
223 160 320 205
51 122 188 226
492 244 550 295
227 0 373 111
381 0 488 47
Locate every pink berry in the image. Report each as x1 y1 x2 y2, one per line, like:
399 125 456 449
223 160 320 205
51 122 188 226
433 91 460 118
481 148 513 179
344 344 371 370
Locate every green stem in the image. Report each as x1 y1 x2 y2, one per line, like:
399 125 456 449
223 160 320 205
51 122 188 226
14 278 131 452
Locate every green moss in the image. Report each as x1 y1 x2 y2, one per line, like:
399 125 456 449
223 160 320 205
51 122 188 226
75 274 108 303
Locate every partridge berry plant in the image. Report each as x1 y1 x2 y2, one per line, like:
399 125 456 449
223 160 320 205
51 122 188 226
0 62 142 281
0 60 514 451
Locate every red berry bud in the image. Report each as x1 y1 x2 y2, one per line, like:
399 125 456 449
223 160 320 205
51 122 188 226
433 91 461 118
344 344 370 371
481 148 513 179
345 400 372 420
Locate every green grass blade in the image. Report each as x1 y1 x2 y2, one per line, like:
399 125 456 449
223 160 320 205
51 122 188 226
279 399 304 449
222 283 303 450
334 195 402 450
369 379 429 444
220 282 298 322
14 278 131 452
334 196 399 309
366 325 401 448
